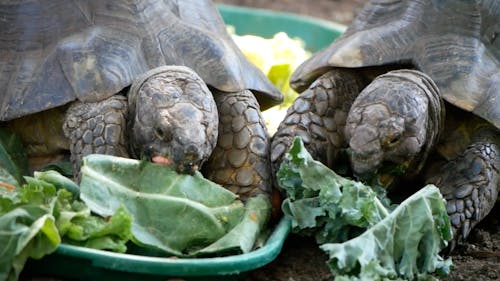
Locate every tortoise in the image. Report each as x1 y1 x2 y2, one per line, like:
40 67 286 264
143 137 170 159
271 0 499 246
0 0 283 200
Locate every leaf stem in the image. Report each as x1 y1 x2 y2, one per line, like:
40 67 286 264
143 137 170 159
374 196 390 218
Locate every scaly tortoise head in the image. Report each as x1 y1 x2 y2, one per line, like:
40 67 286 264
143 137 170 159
344 69 444 180
127 66 219 173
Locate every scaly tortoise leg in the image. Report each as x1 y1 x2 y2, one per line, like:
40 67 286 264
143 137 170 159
203 89 271 201
270 69 368 179
63 95 129 180
427 129 499 249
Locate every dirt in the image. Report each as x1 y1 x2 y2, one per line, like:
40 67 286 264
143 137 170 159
215 0 500 280
240 207 500 281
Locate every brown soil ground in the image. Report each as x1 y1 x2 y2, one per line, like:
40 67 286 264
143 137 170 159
216 1 500 280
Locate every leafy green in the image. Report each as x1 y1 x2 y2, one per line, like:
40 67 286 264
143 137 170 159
0 168 19 200
79 154 270 257
198 194 271 256
321 186 453 280
0 126 272 277
277 137 453 280
279 137 390 243
60 205 131 253
34 170 80 198
0 170 132 281
229 30 310 107
229 30 311 133
0 128 28 185
0 183 60 281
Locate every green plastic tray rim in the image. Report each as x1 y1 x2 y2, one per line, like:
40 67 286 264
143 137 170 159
52 217 291 277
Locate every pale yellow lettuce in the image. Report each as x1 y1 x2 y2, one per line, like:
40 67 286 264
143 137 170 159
229 28 310 133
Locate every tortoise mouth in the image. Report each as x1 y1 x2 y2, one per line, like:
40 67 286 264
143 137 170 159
175 161 199 175
151 155 173 165
151 154 200 175
350 151 382 176
351 158 410 188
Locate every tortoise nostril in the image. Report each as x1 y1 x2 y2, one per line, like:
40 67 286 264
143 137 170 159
186 144 199 156
154 128 163 138
154 126 172 141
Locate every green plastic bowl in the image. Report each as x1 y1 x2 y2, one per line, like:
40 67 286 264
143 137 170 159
218 4 346 52
23 5 344 281
24 218 292 281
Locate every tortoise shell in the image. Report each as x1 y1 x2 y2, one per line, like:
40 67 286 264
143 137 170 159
0 0 282 121
290 0 499 129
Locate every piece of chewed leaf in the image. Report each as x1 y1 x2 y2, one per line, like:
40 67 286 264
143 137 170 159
278 137 453 280
79 154 253 257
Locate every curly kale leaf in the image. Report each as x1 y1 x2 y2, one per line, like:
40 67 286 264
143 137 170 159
277 137 453 280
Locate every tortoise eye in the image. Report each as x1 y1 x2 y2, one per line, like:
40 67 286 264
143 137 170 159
386 134 402 146
154 127 171 141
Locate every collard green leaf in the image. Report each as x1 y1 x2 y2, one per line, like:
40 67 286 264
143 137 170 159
80 155 239 209
0 168 19 208
79 154 247 257
0 128 28 185
197 194 271 255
